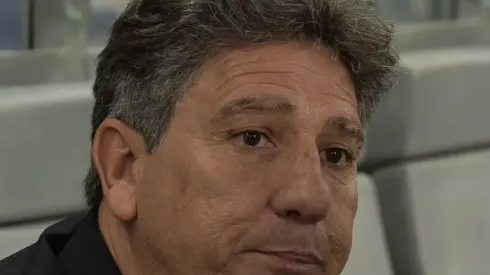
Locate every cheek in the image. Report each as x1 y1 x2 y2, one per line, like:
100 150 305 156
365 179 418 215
325 184 357 273
187 144 275 209
176 149 274 264
134 149 274 272
188 162 270 228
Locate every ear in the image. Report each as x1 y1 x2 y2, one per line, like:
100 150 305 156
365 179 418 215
92 119 147 222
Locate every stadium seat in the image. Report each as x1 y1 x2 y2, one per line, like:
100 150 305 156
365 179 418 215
366 47 490 165
0 220 56 259
0 50 90 86
394 18 490 51
376 0 422 22
365 48 490 275
342 173 393 275
0 82 93 224
373 149 490 275
377 0 483 22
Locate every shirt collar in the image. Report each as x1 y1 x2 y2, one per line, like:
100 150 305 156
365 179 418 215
56 208 121 275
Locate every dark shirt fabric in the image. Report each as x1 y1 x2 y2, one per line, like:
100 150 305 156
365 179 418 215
0 209 121 275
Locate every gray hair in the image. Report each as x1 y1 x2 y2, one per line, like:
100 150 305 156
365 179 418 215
85 0 399 206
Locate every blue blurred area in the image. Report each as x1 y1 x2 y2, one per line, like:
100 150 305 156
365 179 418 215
0 1 118 49
89 10 117 44
0 0 23 49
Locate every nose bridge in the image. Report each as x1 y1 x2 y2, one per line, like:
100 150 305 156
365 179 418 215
290 132 324 184
292 144 330 206
271 137 332 224
292 139 321 176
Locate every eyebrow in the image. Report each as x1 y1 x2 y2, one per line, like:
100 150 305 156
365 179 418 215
212 95 296 122
324 116 364 148
212 95 364 146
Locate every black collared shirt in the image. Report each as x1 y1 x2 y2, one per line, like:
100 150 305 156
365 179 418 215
0 209 121 275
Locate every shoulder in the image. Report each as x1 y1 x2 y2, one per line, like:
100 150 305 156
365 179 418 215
0 212 87 275
0 245 36 275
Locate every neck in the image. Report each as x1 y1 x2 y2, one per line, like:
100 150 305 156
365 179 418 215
98 202 174 275
98 202 144 275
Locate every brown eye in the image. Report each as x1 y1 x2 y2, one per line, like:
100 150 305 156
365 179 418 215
239 131 269 147
242 131 263 147
324 148 350 166
232 130 274 148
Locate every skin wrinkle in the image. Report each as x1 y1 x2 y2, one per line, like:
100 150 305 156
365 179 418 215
97 42 363 275
210 92 362 160
215 43 341 92
84 2 399 274
216 78 302 105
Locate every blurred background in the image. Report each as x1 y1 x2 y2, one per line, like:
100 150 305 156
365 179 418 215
0 1 489 275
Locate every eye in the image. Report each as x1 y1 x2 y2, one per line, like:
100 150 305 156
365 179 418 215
323 147 352 166
234 130 273 148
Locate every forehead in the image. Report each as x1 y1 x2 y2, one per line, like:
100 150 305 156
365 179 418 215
185 41 358 120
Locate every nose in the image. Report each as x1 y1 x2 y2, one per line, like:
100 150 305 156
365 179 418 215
270 145 332 224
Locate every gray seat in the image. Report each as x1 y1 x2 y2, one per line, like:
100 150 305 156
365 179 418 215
0 82 93 223
0 220 56 259
86 46 103 80
365 48 490 275
366 47 490 165
394 18 490 51
0 50 91 86
342 173 393 275
377 0 484 22
373 149 490 275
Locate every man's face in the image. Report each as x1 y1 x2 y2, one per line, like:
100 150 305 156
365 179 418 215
133 42 362 275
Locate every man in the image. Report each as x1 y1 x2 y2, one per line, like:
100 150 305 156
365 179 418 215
0 0 398 274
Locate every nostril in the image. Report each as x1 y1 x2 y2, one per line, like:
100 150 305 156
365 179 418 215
285 210 301 219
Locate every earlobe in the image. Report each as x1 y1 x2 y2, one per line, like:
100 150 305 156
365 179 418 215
92 119 147 222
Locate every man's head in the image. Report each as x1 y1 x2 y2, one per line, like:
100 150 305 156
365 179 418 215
86 0 398 274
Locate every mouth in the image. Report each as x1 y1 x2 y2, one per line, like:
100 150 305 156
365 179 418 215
259 251 324 264
249 249 326 274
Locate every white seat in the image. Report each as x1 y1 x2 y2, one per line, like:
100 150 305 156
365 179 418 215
0 82 92 223
365 48 490 275
366 47 490 165
0 50 91 86
373 149 490 275
342 173 393 275
0 220 56 259
394 19 489 51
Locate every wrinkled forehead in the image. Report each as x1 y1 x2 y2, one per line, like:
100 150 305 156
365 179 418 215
186 41 359 120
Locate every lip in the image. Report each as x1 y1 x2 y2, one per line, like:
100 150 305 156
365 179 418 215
255 250 325 265
248 249 325 274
